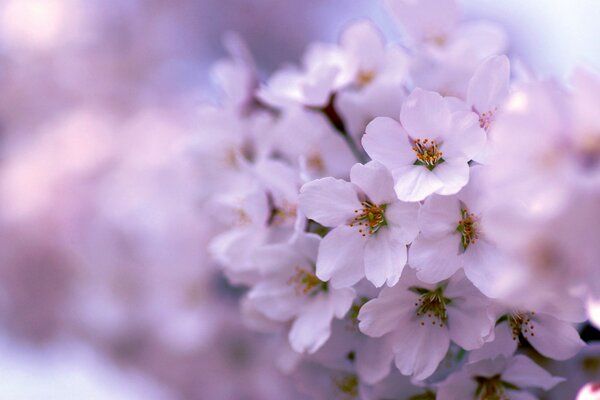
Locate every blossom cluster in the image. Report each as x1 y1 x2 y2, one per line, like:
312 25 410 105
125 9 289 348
202 0 600 399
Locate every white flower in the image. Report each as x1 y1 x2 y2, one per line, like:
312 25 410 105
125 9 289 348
467 55 510 132
299 161 420 288
246 233 355 354
362 88 486 201
358 269 494 380
469 309 585 362
408 166 500 295
437 355 564 400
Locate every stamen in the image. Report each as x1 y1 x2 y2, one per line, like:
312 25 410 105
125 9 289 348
412 138 444 170
288 267 328 295
410 286 450 327
457 206 479 251
508 311 536 341
333 374 359 398
307 152 325 172
349 201 387 236
356 70 376 86
474 374 517 400
479 109 496 130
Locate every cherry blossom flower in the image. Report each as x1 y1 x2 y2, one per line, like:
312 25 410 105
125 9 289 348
437 355 564 400
408 166 502 295
469 309 585 362
362 88 486 201
245 233 355 354
358 270 494 380
299 161 419 288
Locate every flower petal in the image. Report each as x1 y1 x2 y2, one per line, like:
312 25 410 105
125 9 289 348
409 234 461 283
299 177 361 227
385 200 420 244
462 240 502 297
356 335 395 385
442 111 487 160
400 88 451 140
467 55 510 114
289 295 334 354
446 274 494 350
432 158 470 196
316 225 366 288
502 355 565 391
358 285 416 337
528 314 586 360
468 321 518 363
392 165 444 202
247 279 306 321
340 19 386 72
364 228 408 287
417 194 460 238
350 161 397 205
391 318 450 380
363 117 415 170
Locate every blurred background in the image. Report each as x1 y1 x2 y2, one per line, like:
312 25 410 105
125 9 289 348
0 0 598 398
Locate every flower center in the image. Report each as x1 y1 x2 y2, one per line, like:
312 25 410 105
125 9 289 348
508 311 536 341
474 374 519 400
457 206 479 251
288 267 328 295
356 69 376 86
412 138 444 170
479 109 496 130
350 201 387 236
408 391 437 400
333 374 359 398
410 286 451 327
307 152 325 173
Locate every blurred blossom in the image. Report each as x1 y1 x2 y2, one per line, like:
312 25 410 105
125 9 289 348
0 0 598 399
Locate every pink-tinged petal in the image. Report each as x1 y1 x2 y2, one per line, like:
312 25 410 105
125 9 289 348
451 21 508 66
528 314 586 360
330 288 356 318
468 321 518 363
385 201 420 244
445 274 494 350
316 225 366 288
391 319 450 380
299 177 361 227
384 0 459 42
432 159 470 196
247 280 305 321
467 55 510 114
356 335 395 385
393 165 444 202
339 19 386 72
290 232 321 265
442 111 487 160
358 285 416 337
437 371 478 400
418 194 460 238
462 240 502 298
506 392 537 400
409 235 461 283
502 355 565 390
252 242 306 274
363 117 415 170
400 88 452 140
317 131 356 179
289 296 334 354
350 162 397 205
364 228 408 287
